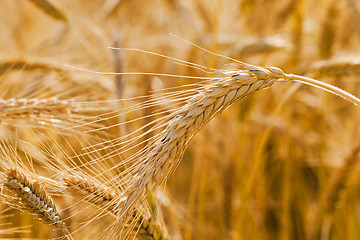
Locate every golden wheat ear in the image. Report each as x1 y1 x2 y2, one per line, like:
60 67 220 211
118 66 360 213
104 63 360 239
63 174 169 240
4 168 67 229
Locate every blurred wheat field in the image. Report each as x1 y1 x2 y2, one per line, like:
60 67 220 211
1 0 360 239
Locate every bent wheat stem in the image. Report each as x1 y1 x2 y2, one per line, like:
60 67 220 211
284 74 360 106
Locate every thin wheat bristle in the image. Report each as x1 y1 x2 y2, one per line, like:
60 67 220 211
4 168 66 228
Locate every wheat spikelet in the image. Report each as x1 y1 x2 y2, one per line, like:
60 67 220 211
4 168 66 229
64 174 169 240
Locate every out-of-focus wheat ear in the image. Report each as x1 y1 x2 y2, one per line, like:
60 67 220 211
27 0 67 22
234 36 290 57
0 97 108 126
309 58 360 77
113 67 282 239
63 174 118 213
4 168 68 230
289 0 304 69
0 98 72 116
319 0 338 59
0 57 68 76
311 145 360 239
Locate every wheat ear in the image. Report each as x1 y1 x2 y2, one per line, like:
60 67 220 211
115 65 360 237
4 168 66 229
0 98 72 116
118 67 282 220
64 175 169 240
310 58 360 77
0 57 67 75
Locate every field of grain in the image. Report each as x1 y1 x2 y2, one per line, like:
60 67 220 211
1 0 360 239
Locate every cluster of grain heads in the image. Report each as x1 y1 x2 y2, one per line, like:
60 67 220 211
3 168 69 235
